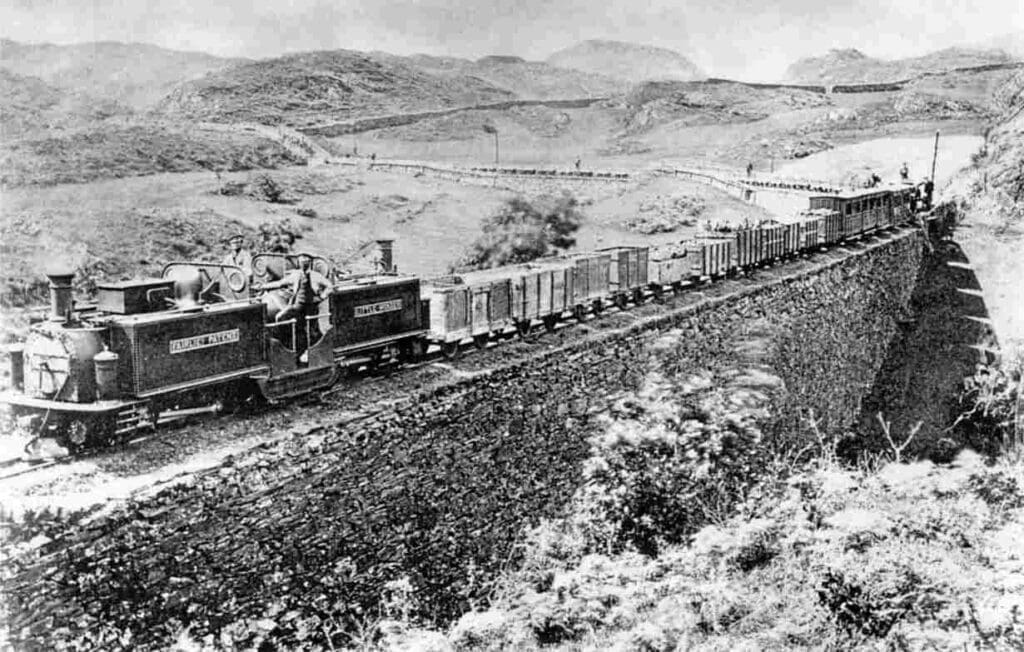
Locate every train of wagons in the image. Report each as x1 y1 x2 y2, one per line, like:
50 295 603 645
0 182 932 449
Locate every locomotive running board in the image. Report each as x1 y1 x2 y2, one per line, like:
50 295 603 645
331 329 428 357
254 365 339 402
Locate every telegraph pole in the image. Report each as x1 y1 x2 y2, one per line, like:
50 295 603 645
482 123 499 165
931 130 940 184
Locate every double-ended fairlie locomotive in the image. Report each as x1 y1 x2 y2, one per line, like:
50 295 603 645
0 180 934 450
1 247 430 449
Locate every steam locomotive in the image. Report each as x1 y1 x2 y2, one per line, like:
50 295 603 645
0 182 933 450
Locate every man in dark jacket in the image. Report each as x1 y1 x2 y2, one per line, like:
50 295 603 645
270 255 331 358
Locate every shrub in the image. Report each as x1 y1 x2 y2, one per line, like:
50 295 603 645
448 610 510 651
250 173 286 203
953 360 1021 453
611 622 673 652
691 518 782 572
890 495 991 548
816 548 950 640
575 374 766 556
452 192 583 271
967 469 1024 511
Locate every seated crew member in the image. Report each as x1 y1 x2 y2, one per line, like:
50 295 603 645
222 233 253 280
261 255 331 357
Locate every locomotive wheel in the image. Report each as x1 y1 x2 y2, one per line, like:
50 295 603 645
592 299 605 314
632 288 645 304
515 320 533 339
651 286 664 303
671 282 682 295
367 350 384 371
614 294 628 310
66 419 89 447
542 315 559 333
473 334 490 350
400 338 426 362
573 304 587 322
441 341 460 360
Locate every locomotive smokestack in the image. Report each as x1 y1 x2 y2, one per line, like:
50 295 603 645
376 239 394 273
45 268 75 323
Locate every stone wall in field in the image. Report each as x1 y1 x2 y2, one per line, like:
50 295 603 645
301 97 605 138
3 229 926 649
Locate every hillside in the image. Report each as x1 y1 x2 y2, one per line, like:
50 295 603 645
394 53 628 100
945 68 1024 355
156 50 516 128
0 38 242 109
784 47 1019 85
0 122 302 188
0 68 128 139
547 39 704 83
620 79 829 134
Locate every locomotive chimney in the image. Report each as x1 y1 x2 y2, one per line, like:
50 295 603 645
46 268 75 323
376 239 394 273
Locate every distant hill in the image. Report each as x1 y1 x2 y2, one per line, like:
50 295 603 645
783 47 1019 85
394 52 628 100
621 79 828 134
0 68 128 139
156 49 517 127
546 39 704 83
0 39 243 109
975 32 1024 59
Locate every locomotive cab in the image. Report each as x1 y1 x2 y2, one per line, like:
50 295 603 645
2 263 265 449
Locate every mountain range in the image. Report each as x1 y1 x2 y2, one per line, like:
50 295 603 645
1 37 1019 134
546 39 704 82
783 46 1018 85
0 38 242 109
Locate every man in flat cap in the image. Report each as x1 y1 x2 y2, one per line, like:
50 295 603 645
222 233 253 281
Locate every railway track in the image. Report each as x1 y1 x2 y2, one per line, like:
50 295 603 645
0 228 920 493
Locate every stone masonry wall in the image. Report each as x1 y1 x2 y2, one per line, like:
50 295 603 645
2 230 925 650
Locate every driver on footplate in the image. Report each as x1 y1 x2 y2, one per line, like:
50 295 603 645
262 255 331 359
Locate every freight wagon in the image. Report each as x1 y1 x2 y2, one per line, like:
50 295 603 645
1 181 933 450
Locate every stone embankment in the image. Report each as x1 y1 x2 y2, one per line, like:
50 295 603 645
3 226 927 649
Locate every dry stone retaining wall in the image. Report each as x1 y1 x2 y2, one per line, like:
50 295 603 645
3 229 925 650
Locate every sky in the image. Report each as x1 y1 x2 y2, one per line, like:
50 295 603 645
2 0 1022 81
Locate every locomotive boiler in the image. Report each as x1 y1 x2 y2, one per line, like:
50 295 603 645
2 255 430 449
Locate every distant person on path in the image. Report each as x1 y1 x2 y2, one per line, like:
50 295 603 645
746 162 754 177
900 162 910 181
221 233 253 280
574 156 581 172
